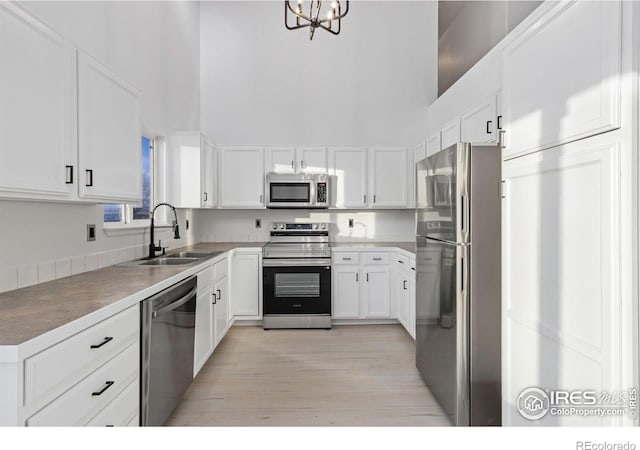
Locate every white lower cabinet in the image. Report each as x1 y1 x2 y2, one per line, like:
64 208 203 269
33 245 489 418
392 254 416 339
230 250 262 320
332 251 392 320
86 378 139 427
194 286 214 376
213 274 230 344
27 342 139 426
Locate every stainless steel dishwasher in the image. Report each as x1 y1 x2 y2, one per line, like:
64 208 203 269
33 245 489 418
140 276 197 426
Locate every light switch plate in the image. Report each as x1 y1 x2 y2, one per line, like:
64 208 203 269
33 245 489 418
87 224 96 242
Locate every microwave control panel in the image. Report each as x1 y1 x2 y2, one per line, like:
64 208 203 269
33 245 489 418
317 182 327 203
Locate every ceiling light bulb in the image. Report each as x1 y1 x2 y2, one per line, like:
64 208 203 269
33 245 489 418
327 10 333 20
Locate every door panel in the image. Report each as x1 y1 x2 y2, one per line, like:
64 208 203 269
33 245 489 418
332 267 360 318
329 147 367 208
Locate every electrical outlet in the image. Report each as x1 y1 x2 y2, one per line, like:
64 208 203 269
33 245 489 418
87 224 96 242
348 218 354 228
255 218 261 228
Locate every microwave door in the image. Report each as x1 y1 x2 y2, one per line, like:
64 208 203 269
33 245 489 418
269 182 311 205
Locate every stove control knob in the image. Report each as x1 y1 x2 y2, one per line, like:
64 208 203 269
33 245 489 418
313 224 318 230
272 224 277 230
321 224 326 229
279 224 285 230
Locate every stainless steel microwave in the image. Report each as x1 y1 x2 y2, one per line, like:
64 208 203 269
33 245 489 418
265 173 329 209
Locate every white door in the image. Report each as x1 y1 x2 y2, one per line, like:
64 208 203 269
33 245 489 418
165 133 201 209
369 148 408 208
361 267 390 318
219 146 264 208
265 146 296 174
332 266 361 319
77 52 141 203
328 147 368 208
460 95 497 143
194 288 214 376
502 1 621 158
214 276 230 344
440 117 461 150
502 136 622 425
201 137 217 208
425 133 441 156
297 147 327 173
0 4 77 200
231 253 261 317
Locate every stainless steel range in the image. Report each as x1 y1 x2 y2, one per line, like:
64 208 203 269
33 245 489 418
262 222 332 329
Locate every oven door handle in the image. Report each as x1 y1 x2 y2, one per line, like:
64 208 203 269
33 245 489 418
263 258 332 267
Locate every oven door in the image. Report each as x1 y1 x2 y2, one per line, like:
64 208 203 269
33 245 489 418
263 259 331 314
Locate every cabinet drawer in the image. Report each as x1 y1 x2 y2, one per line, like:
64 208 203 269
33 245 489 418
396 254 411 268
420 249 441 267
362 253 389 265
24 305 138 408
27 342 139 426
213 257 228 280
332 252 360 265
86 378 139 427
197 266 214 294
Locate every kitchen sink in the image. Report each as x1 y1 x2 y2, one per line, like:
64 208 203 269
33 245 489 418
140 257 200 266
166 251 223 258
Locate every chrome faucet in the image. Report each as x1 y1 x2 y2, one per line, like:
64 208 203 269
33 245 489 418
148 203 181 259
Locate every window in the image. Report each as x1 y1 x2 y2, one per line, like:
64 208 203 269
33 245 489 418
104 136 154 224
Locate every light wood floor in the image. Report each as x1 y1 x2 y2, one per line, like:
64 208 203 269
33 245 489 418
167 324 449 426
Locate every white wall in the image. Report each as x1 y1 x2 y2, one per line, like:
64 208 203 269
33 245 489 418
200 1 437 146
0 2 201 293
194 209 416 243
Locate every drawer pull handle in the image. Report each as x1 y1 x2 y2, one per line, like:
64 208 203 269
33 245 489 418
411 267 415 271
90 336 113 349
342 257 352 261
403 280 407 290
398 260 404 264
92 381 114 396
373 257 382 261
217 289 221 301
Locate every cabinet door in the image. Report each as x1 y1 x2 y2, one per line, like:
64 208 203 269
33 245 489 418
77 52 141 203
414 142 426 164
502 137 621 425
425 133 441 156
214 276 230 344
265 146 296 174
332 266 361 319
328 147 368 208
460 96 497 143
502 1 621 158
408 273 416 340
362 266 390 318
165 133 201 208
201 137 217 208
369 147 408 208
230 253 261 317
194 288 214 376
219 146 264 208
0 4 77 200
297 147 327 173
440 117 461 150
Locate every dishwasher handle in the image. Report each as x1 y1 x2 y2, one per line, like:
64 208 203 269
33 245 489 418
152 286 197 318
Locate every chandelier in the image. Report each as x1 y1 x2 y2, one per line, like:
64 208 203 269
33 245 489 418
284 1 350 40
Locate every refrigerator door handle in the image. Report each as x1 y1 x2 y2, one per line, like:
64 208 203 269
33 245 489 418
457 144 471 243
456 244 470 426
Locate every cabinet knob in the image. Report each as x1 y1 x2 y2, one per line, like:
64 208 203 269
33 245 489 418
486 120 493 134
85 169 94 187
65 165 74 184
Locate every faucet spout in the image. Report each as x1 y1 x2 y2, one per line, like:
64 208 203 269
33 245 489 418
148 203 180 259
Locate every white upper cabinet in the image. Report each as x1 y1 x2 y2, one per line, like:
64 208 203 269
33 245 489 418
266 146 327 174
219 146 265 208
440 117 461 150
201 138 217 208
460 95 498 144
368 148 408 208
502 1 621 159
414 142 426 163
297 147 327 173
265 146 296 174
328 147 368 209
0 4 77 200
165 133 216 208
77 52 141 203
425 133 441 156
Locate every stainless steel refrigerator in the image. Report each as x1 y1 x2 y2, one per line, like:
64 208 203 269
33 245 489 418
415 142 501 426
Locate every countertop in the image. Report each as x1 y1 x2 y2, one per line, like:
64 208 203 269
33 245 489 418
0 242 265 347
330 241 416 255
0 240 413 349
